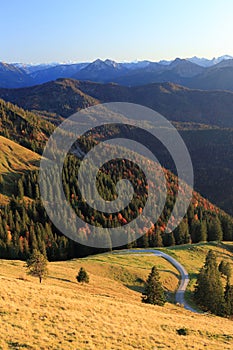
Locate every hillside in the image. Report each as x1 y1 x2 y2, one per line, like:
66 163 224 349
3 79 233 215
0 136 40 199
0 243 233 349
2 79 233 127
0 98 233 261
0 99 54 154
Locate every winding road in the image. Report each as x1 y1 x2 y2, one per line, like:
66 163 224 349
113 249 199 313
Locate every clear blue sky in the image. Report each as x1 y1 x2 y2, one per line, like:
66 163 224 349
1 0 233 63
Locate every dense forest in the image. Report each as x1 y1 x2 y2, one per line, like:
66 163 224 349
1 99 233 261
0 152 232 261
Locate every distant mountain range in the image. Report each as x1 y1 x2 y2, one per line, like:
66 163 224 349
1 55 233 89
1 78 233 128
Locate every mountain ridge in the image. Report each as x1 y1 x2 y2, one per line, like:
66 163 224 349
1 78 233 128
1 55 233 89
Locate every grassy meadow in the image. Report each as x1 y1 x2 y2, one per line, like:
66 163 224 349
0 243 233 349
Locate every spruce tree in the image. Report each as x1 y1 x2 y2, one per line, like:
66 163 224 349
219 260 231 279
199 220 208 242
76 267 89 283
207 217 223 242
163 232 175 247
174 220 190 245
224 280 233 316
142 266 166 306
194 250 225 315
220 215 233 241
17 179 24 199
0 174 4 192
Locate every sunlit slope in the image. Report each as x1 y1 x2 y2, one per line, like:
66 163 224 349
0 135 40 198
0 245 233 349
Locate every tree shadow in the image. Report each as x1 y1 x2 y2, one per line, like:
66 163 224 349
48 275 76 284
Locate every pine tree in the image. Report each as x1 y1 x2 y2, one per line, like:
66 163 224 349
17 179 24 199
164 232 175 247
199 220 208 242
220 215 233 241
224 280 233 316
207 217 223 242
76 267 89 283
174 220 190 245
142 266 166 306
219 260 231 279
0 174 4 192
153 229 163 247
194 250 225 315
26 249 48 283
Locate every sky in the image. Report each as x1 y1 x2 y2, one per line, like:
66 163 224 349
1 0 233 63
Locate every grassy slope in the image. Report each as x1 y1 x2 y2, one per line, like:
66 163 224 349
0 135 40 199
0 244 233 349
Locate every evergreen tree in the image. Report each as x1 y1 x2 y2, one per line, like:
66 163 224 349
26 249 48 283
174 220 190 245
0 174 4 192
190 220 201 243
164 232 175 247
220 215 233 241
76 267 89 283
224 280 233 316
153 229 163 247
219 260 231 279
142 266 166 306
199 220 208 242
207 217 223 242
194 250 225 316
17 179 24 199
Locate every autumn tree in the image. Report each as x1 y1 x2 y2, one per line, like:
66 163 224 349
142 266 166 306
26 249 48 283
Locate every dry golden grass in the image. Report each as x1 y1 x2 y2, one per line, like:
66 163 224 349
0 136 40 196
0 246 233 349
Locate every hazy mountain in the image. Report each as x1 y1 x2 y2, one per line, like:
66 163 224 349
2 78 233 128
187 55 233 67
0 79 99 117
29 63 88 85
72 59 129 82
0 62 32 88
186 58 233 91
1 55 233 89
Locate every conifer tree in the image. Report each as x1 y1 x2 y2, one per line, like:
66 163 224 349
220 215 233 241
207 217 223 242
199 220 208 242
219 260 231 279
17 179 24 199
76 267 89 283
194 250 225 315
142 266 166 306
174 220 190 245
0 174 4 192
224 280 233 316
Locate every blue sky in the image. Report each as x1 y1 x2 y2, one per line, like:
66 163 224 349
1 0 233 63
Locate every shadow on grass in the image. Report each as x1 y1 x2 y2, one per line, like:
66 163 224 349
126 284 145 293
48 276 76 284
